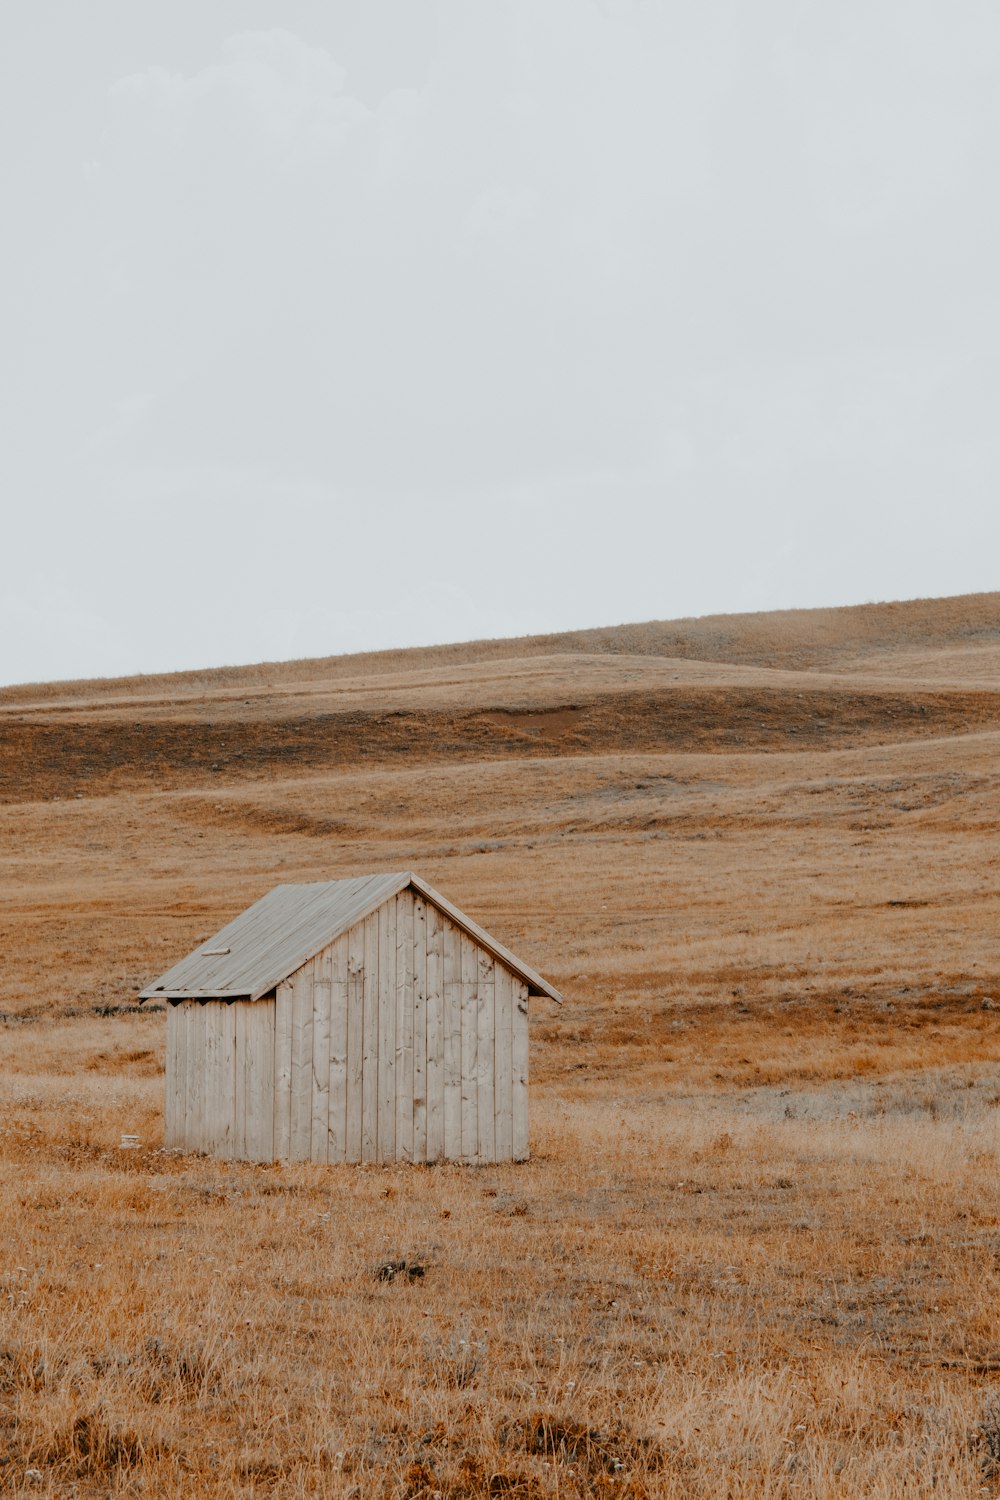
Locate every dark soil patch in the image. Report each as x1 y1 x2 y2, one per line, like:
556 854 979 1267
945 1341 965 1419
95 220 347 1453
4 687 1000 803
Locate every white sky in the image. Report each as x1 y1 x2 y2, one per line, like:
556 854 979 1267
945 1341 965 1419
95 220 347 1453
3 1 998 685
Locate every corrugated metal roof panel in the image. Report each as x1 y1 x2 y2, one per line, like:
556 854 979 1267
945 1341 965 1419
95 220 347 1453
139 873 563 1004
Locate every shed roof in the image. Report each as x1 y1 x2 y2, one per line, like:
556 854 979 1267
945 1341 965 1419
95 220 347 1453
139 872 563 1004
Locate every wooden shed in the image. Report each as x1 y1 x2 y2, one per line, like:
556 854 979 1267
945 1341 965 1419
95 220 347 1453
139 872 563 1165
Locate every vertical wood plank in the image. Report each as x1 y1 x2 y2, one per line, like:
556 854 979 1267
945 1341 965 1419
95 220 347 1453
219 1000 237 1159
203 1002 223 1155
273 980 294 1161
234 1002 249 1161
347 922 366 1163
425 902 445 1163
329 935 349 1164
494 967 514 1162
175 1004 187 1151
174 1003 189 1150
442 918 463 1161
362 911 380 1163
216 1002 230 1156
310 946 332 1164
184 1003 201 1153
163 1004 175 1147
460 933 479 1165
377 898 396 1163
476 950 496 1164
290 961 314 1161
195 1002 211 1153
209 1008 226 1158
246 999 276 1163
197 1003 212 1154
165 1003 185 1149
512 980 530 1162
412 896 428 1163
395 891 415 1163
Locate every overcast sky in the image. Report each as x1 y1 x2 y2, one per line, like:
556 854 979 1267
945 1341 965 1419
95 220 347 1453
3 1 998 685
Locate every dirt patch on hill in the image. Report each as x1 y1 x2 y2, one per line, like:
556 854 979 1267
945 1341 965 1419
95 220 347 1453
3 686 1000 803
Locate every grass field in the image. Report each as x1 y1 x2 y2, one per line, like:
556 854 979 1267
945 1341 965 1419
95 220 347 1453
2 593 1000 1497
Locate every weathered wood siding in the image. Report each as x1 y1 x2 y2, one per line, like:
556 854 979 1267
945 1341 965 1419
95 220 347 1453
165 997 275 1157
270 892 525 1163
166 894 529 1164
274 892 525 1164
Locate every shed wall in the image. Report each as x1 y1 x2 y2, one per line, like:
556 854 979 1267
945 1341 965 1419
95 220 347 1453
166 892 529 1164
165 996 275 1160
271 889 528 1164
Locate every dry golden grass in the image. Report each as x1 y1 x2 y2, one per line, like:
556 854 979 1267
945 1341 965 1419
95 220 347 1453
1 592 1000 1496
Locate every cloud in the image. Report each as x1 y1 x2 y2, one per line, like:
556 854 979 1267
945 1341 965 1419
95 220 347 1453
90 11 705 493
111 29 366 150
4 2 1000 682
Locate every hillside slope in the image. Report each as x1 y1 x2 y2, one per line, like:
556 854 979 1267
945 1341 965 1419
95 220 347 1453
1 586 997 1016
2 592 1000 1493
4 589 999 706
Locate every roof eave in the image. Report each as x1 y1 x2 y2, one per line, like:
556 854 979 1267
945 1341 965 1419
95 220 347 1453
139 989 254 1002
406 872 564 1005
528 980 564 1004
